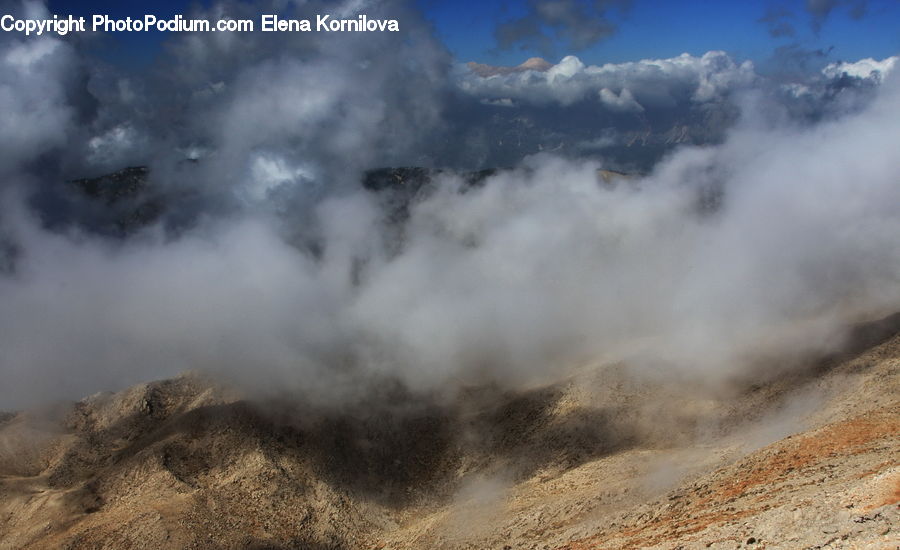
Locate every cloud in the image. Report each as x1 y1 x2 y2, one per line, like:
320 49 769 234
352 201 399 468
822 56 897 81
760 0 868 35
447 51 762 169
448 49 891 169
805 0 867 31
6 71 900 406
7 0 455 224
467 57 552 78
495 0 629 56
458 51 757 108
598 86 643 112
758 7 796 38
764 44 833 78
1 0 899 410
0 2 78 179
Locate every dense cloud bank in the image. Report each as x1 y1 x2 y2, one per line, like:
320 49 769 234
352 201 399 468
0 0 899 407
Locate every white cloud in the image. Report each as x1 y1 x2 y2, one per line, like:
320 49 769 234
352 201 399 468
247 153 316 201
599 87 643 112
0 19 75 177
822 56 897 81
4 71 900 405
1 0 899 409
458 51 757 109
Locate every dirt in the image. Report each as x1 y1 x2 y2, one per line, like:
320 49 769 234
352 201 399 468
1 322 898 549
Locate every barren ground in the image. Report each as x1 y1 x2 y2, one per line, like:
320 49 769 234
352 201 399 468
1 318 898 549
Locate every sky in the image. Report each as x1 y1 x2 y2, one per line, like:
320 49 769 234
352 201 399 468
45 0 900 68
424 0 900 66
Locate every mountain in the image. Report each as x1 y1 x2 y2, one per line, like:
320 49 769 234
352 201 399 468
466 58 553 78
1 315 898 549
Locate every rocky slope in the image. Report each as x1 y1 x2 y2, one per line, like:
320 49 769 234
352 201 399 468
1 316 898 549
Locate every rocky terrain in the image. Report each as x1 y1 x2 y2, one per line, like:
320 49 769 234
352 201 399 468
1 312 898 549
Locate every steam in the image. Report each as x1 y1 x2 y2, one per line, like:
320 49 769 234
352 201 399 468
0 0 899 409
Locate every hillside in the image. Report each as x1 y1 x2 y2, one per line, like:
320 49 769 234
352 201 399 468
1 316 898 549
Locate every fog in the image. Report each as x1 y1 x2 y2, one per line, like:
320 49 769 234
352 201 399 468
0 0 898 408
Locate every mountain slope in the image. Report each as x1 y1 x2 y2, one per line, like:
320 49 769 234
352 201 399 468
1 318 898 549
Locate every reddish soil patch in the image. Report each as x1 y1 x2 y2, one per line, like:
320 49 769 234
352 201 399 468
716 408 899 502
559 407 899 550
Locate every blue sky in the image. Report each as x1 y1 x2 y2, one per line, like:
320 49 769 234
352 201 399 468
47 0 900 68
423 0 900 66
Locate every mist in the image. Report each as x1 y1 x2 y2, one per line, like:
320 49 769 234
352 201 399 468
1 0 899 409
